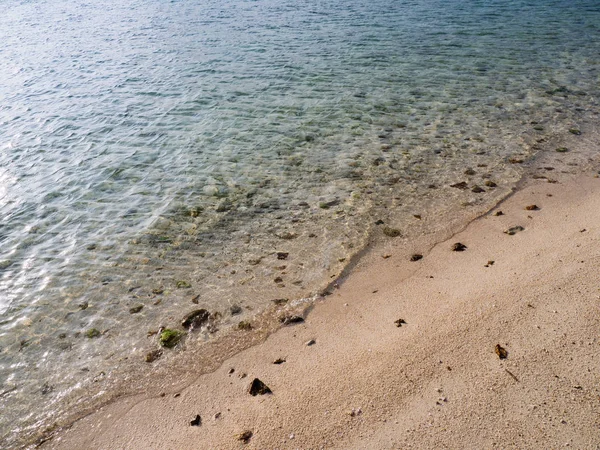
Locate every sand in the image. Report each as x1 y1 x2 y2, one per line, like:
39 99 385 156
42 173 600 449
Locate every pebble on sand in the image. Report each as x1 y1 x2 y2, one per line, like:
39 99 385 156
248 378 272 396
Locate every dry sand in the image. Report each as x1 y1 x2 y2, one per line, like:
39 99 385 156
43 173 600 449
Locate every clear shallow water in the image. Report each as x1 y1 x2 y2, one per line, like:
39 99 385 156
1 0 599 445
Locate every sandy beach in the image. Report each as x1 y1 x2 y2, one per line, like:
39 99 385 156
40 168 600 449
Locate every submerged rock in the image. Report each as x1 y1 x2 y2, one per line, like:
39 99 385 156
145 349 163 363
85 328 101 339
159 329 184 348
182 309 210 330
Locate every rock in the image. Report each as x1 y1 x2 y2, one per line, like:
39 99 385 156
450 182 469 190
238 321 253 331
555 147 569 153
504 226 525 235
159 329 184 348
236 430 253 443
276 252 289 260
383 226 401 237
493 210 504 216
508 158 524 164
182 309 210 329
228 368 235 374
274 276 283 283
214 412 222 420
569 128 581 135
471 185 485 193
451 242 467 252
176 280 192 289
280 315 305 325
306 339 316 346
495 344 508 359
129 305 144 314
525 204 539 211
277 231 297 240
190 415 202 426
485 180 497 188
230 304 242 316
271 298 289 305
410 254 423 262
248 378 272 396
395 319 407 327
78 302 89 310
145 349 163 363
273 358 286 364
86 328 101 339
464 168 476 176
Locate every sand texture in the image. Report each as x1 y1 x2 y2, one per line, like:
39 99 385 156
43 174 600 449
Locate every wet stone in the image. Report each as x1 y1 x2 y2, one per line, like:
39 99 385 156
504 226 525 235
493 211 504 216
383 226 402 237
182 309 210 330
248 378 272 396
129 305 144 314
280 315 305 325
410 254 423 262
145 349 163 363
86 328 101 339
471 185 485 193
159 329 184 348
276 252 289 260
450 181 469 190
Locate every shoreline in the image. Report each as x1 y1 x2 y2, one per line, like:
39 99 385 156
39 160 600 448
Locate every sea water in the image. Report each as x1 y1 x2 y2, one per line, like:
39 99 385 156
1 0 599 446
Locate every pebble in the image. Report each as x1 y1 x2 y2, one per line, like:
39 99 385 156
306 339 316 346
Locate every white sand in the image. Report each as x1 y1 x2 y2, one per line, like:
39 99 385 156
44 174 600 449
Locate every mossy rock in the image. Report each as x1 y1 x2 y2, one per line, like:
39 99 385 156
86 328 101 339
159 329 185 348
176 280 192 289
555 147 569 153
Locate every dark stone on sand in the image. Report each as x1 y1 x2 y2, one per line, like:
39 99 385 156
464 168 476 176
86 243 97 251
230 304 243 316
395 319 407 327
190 415 202 426
277 252 289 260
485 180 497 188
504 226 525 235
236 430 253 443
145 349 163 363
129 305 144 314
274 276 283 283
182 309 210 329
508 158 524 164
450 181 469 190
159 329 184 348
383 226 401 237
306 339 316 346
248 378 272 396
471 185 485 193
410 254 423 262
78 302 89 310
525 204 539 211
494 211 504 216
569 128 581 135
556 147 569 153
375 219 385 225
280 315 304 325
495 344 508 359
273 358 286 364
272 298 289 305
41 383 54 395
452 243 467 252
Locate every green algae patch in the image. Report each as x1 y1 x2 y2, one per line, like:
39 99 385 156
160 329 185 348
86 328 101 339
176 280 192 289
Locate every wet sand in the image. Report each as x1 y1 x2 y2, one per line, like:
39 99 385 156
42 172 600 449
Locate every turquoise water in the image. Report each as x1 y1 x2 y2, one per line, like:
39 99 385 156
1 0 599 446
